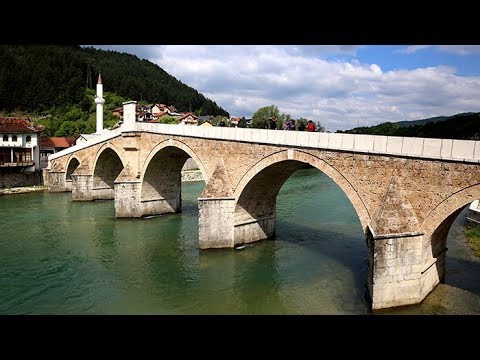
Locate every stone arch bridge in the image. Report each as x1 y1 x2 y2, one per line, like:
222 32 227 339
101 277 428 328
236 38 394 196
46 117 480 310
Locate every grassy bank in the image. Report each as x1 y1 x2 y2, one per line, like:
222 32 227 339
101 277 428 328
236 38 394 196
465 225 480 258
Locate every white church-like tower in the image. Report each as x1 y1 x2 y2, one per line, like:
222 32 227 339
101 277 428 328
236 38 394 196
94 73 105 133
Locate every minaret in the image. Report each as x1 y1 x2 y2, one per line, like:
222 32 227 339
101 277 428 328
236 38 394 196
94 73 105 133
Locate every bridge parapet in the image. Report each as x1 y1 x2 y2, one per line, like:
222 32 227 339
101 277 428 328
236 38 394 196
136 123 480 163
48 127 123 162
48 122 480 164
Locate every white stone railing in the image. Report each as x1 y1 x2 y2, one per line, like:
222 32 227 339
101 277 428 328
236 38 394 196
49 122 480 164
138 123 480 163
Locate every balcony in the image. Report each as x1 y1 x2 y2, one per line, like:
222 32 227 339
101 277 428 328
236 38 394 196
0 161 35 168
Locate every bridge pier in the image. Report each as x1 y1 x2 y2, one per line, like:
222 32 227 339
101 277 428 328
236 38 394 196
46 171 68 192
114 180 142 217
114 179 182 218
71 174 93 201
367 229 425 310
233 215 276 246
366 174 433 310
92 186 115 200
198 197 236 249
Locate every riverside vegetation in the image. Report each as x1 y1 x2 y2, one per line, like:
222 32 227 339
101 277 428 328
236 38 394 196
465 226 480 258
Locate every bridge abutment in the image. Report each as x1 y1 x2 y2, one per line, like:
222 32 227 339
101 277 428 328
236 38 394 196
199 197 236 249
71 174 93 201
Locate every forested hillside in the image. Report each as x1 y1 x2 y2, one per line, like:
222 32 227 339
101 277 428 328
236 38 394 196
337 112 480 140
0 45 228 116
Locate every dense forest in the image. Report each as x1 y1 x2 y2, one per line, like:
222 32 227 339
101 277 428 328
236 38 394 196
337 112 480 140
0 45 229 136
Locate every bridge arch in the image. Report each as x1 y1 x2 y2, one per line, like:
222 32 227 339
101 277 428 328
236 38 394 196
233 149 370 233
421 183 480 254
421 183 480 235
141 139 206 184
92 143 124 197
65 156 80 181
417 183 480 299
140 139 205 209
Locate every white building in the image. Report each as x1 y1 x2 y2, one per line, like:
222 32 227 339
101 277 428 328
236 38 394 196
0 117 42 171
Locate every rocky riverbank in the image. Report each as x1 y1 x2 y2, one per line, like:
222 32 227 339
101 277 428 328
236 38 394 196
0 185 46 196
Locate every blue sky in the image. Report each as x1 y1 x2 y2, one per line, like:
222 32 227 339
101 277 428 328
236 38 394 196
352 45 480 76
89 45 480 131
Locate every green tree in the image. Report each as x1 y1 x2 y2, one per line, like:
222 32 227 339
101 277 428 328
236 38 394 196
251 105 281 129
238 116 247 128
0 45 230 117
296 118 307 131
211 115 228 126
158 115 179 124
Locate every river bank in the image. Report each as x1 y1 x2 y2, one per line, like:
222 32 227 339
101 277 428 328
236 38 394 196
0 170 204 196
465 225 480 258
181 169 203 182
0 185 46 196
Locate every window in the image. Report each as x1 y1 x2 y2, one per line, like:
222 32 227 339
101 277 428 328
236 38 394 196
24 151 32 162
2 135 7 142
26 135 31 142
12 135 17 142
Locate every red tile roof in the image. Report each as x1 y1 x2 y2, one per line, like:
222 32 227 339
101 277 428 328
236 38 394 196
40 137 76 149
179 112 198 121
51 137 73 148
0 117 42 133
40 137 55 149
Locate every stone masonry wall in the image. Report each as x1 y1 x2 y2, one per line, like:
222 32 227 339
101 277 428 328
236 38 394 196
0 169 42 188
49 132 480 236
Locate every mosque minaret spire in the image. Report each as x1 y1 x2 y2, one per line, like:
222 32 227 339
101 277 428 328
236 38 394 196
94 73 105 133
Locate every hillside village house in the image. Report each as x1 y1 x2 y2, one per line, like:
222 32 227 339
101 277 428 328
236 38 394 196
200 120 213 127
112 103 180 122
151 104 178 118
178 112 198 125
230 117 241 127
0 117 42 172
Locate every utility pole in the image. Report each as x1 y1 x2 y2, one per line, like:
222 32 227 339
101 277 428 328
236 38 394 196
86 58 93 89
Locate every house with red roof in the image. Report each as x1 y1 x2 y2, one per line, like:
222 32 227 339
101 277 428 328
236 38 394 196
178 112 198 125
0 117 42 172
39 137 76 169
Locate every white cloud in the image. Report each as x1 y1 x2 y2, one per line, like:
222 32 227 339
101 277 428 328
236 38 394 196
92 45 480 132
436 45 480 55
398 45 480 55
397 45 433 54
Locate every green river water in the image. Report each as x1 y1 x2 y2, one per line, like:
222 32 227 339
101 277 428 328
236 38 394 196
1 168 479 314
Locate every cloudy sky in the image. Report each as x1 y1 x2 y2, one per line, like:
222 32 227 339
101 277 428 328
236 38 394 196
89 45 480 132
